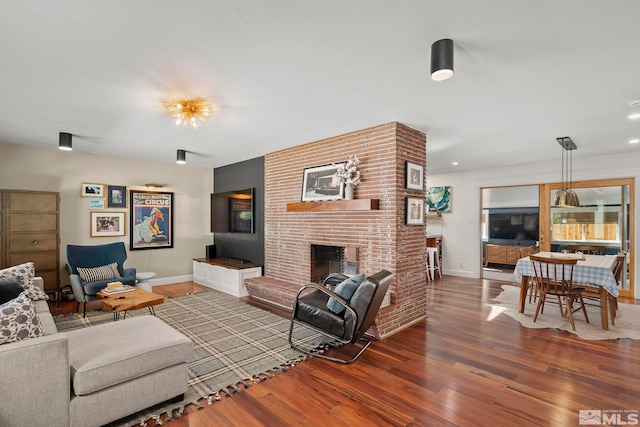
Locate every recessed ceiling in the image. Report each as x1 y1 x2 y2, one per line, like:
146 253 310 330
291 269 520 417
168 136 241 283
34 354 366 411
1 1 639 174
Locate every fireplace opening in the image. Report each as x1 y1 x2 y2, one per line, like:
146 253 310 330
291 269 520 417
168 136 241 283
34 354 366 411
310 244 359 283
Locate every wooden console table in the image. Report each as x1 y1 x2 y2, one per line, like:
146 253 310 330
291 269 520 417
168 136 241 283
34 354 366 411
485 244 520 266
193 258 262 297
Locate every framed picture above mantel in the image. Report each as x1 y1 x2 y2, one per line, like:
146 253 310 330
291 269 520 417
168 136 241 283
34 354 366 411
301 163 346 202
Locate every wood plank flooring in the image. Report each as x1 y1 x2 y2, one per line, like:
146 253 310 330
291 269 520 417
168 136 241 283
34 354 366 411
50 276 640 426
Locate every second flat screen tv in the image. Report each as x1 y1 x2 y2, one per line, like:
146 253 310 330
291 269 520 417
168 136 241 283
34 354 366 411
489 208 539 241
210 188 254 233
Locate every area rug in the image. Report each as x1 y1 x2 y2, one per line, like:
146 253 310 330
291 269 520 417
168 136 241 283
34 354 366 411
487 284 640 340
54 292 330 426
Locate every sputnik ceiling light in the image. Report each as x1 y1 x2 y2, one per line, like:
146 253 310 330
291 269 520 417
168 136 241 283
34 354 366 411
554 136 580 208
59 132 72 151
430 38 454 81
163 96 212 128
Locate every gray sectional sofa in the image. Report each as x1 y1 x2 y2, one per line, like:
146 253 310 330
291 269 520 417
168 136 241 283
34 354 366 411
0 278 193 427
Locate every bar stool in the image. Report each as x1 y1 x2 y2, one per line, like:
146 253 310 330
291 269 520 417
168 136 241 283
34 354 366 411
426 247 441 280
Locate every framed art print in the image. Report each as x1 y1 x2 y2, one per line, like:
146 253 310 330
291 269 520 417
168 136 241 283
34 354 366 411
81 183 105 197
88 199 105 210
406 161 424 191
107 185 127 208
301 163 346 202
90 211 126 237
130 190 173 250
426 186 452 213
406 197 425 225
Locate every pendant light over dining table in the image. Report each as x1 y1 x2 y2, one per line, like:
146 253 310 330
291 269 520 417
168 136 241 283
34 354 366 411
554 136 580 207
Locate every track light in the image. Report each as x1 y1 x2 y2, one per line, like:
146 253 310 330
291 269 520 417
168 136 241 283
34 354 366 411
176 149 186 164
59 132 72 151
431 38 454 81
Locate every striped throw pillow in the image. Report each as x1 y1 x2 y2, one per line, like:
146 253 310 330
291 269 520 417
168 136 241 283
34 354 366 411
77 262 121 283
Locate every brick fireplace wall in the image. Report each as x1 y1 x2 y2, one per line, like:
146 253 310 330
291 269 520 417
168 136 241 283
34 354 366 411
264 122 427 339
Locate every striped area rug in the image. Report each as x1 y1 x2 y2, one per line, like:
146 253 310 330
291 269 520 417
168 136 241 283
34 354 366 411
54 292 328 426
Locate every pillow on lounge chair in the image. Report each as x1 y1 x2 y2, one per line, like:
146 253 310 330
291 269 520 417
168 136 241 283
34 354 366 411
326 273 366 314
77 262 122 283
0 262 48 301
0 291 44 345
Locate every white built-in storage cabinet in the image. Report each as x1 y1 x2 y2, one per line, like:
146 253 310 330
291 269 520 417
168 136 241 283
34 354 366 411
193 258 262 297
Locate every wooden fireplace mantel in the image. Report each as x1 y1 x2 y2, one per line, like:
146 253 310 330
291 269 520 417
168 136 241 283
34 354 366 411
286 199 380 212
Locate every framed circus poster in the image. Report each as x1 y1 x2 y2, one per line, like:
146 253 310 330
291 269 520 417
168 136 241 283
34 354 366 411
130 190 173 250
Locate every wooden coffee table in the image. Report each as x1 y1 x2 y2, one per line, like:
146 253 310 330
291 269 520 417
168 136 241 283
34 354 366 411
98 288 165 321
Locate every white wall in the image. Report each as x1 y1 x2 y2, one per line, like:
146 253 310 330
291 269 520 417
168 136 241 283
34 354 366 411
427 150 640 295
0 142 213 286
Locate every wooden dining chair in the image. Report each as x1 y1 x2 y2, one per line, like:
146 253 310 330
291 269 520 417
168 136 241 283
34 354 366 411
518 246 538 303
578 251 625 327
566 244 606 255
609 251 627 319
529 255 590 331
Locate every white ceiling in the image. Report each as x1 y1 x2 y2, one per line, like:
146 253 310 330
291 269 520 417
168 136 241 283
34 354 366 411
1 1 640 174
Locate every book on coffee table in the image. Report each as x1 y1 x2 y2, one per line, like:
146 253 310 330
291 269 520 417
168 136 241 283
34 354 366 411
100 285 136 295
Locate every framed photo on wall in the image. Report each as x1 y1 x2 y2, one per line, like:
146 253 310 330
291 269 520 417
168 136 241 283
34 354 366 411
406 197 425 225
107 185 127 208
426 186 452 213
301 163 346 202
81 183 105 197
130 190 173 250
88 199 105 210
405 161 424 190
90 211 126 237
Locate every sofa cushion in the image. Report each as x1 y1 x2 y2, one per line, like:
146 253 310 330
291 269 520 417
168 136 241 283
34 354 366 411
65 316 192 395
0 292 44 345
77 262 121 283
0 262 48 301
326 273 365 314
0 277 25 305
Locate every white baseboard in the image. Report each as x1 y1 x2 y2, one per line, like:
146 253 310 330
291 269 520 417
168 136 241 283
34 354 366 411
148 275 193 287
442 268 478 279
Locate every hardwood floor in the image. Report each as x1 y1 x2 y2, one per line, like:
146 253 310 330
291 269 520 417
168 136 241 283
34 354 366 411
50 277 640 426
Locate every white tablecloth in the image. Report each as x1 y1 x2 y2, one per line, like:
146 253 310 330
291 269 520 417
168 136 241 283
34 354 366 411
513 252 618 297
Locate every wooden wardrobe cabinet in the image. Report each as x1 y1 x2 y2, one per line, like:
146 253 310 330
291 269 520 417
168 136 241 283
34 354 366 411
1 190 60 293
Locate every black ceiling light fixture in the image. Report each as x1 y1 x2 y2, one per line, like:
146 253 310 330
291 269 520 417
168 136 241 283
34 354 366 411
59 132 72 151
554 136 580 207
176 149 186 164
430 38 454 81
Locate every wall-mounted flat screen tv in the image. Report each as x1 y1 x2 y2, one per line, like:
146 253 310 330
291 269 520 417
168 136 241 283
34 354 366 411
210 188 254 233
489 208 539 241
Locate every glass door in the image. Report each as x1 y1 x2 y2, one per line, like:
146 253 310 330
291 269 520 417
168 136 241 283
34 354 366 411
544 178 634 297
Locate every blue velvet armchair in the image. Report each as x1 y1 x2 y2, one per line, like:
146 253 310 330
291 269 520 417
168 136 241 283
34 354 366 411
66 242 136 316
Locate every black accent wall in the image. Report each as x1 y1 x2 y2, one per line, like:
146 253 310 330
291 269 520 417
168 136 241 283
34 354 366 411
213 157 265 266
